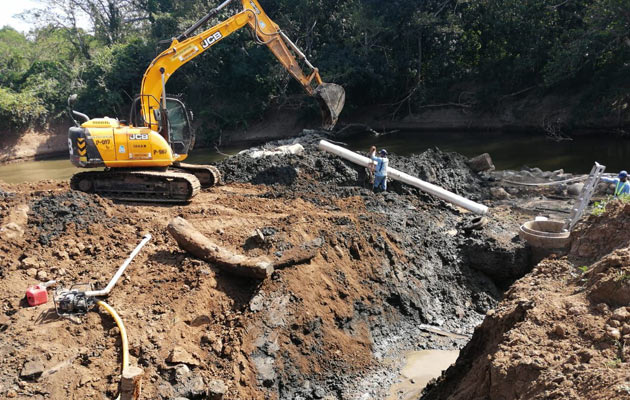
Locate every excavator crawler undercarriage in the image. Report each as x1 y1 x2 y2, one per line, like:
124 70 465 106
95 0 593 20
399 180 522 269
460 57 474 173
70 170 202 203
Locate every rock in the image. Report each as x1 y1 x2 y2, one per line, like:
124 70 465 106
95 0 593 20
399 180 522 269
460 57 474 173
0 222 25 239
596 303 609 314
612 307 630 321
567 183 584 196
190 315 211 327
609 319 621 328
252 355 276 387
606 327 621 340
467 153 495 172
21 358 45 379
167 347 200 366
20 257 38 269
173 364 191 382
622 324 630 335
36 270 48 281
553 324 566 338
201 331 223 355
54 249 69 260
79 375 93 387
26 268 37 278
69 248 81 259
490 187 510 200
313 385 326 399
207 378 227 399
577 349 595 363
552 169 564 176
249 294 265 312
6 389 17 398
184 375 205 398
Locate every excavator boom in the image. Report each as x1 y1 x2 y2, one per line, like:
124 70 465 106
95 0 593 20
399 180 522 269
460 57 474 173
140 0 344 132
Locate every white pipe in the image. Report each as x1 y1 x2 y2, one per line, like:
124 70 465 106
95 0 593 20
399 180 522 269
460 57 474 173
85 234 152 297
318 140 489 215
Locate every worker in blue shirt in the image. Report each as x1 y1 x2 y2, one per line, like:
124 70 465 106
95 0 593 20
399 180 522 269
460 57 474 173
369 146 389 192
601 170 630 197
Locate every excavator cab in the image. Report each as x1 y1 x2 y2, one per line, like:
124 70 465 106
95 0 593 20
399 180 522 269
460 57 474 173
130 95 195 156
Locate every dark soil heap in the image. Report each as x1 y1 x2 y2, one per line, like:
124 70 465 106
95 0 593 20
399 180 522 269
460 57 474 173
28 191 116 245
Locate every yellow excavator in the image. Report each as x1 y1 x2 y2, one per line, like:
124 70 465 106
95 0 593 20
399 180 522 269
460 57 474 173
67 0 345 202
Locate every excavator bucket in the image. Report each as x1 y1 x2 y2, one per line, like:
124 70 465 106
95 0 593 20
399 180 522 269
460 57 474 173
314 83 345 130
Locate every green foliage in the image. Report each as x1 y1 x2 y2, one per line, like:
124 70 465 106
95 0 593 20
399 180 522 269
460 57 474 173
0 87 48 132
77 38 153 118
577 265 589 274
591 200 608 216
616 271 630 283
3 0 630 136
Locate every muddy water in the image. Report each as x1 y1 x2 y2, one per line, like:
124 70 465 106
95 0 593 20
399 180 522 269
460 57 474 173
1 130 628 183
0 158 84 184
0 148 240 184
387 350 459 400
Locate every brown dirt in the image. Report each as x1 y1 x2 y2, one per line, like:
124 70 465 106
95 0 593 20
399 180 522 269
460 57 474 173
422 201 630 400
0 180 400 399
0 126 68 164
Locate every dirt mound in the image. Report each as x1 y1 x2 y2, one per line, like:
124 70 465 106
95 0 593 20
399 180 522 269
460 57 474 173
422 206 630 400
570 200 630 262
586 249 630 307
28 191 116 246
387 147 487 200
217 136 489 201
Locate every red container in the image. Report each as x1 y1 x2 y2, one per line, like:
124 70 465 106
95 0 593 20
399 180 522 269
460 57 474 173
26 285 48 306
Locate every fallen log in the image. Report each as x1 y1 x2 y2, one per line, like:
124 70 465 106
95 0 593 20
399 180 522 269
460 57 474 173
167 217 274 279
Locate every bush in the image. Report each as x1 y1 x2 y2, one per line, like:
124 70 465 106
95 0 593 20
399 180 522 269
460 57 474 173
0 87 48 133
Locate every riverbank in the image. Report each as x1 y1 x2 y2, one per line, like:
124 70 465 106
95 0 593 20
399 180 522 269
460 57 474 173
3 90 628 167
0 126 69 165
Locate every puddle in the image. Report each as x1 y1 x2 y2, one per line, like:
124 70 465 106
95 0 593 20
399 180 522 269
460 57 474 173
386 349 459 400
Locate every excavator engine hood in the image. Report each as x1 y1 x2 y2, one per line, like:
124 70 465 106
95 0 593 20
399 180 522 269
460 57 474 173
314 83 345 130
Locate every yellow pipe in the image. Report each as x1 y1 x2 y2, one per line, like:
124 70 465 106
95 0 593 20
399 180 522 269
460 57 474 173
96 300 129 400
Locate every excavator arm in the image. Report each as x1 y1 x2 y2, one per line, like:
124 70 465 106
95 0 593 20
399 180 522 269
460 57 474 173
140 0 344 133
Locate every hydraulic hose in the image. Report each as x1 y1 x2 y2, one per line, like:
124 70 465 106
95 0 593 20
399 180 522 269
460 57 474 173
97 300 130 371
96 300 129 400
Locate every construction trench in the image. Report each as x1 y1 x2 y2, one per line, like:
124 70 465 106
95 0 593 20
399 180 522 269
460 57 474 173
1 133 630 400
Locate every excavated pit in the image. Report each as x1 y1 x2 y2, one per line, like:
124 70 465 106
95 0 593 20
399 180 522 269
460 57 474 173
0 134 535 400
215 135 532 398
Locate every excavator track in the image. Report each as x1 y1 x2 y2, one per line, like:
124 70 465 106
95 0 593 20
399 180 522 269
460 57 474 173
70 170 201 203
173 163 223 187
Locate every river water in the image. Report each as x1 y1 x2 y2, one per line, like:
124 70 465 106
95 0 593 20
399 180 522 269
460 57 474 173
1 131 628 183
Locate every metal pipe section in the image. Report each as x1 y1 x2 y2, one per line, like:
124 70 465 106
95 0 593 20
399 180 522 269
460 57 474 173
318 140 489 215
85 234 152 297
